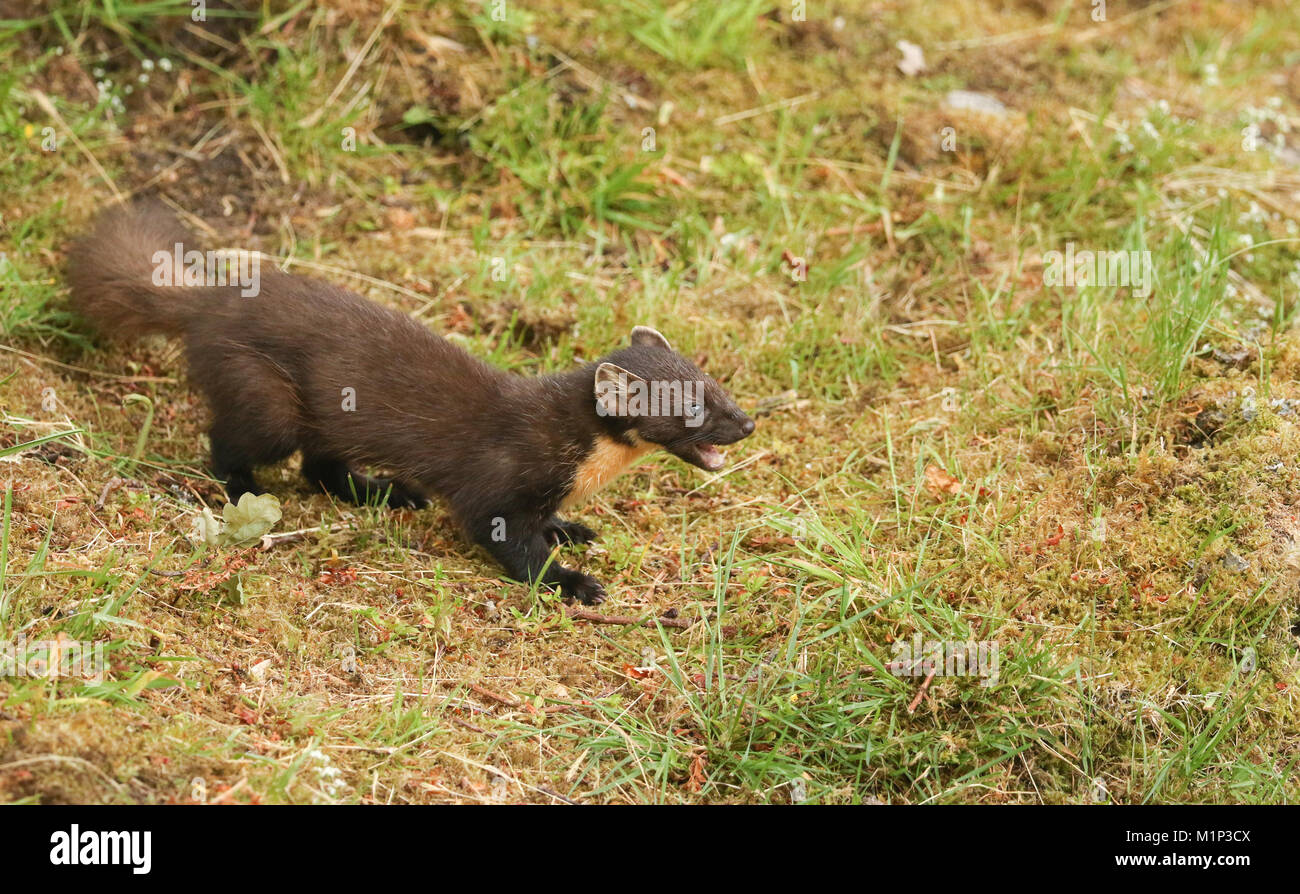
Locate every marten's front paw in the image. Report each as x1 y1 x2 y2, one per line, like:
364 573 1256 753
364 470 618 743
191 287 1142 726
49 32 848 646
381 481 430 510
545 519 597 546
560 571 606 605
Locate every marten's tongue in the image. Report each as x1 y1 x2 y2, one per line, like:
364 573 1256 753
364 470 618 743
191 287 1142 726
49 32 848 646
697 444 725 470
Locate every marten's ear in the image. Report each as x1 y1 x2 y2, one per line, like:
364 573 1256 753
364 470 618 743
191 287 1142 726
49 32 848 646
630 325 672 351
595 362 646 417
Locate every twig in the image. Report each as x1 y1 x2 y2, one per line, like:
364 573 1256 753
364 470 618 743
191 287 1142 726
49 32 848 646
0 344 176 383
95 476 145 509
752 390 804 417
714 92 818 127
255 252 430 303
537 786 580 806
439 751 577 805
565 607 694 630
907 668 937 714
466 683 521 709
451 716 489 734
260 521 353 550
442 681 586 717
248 117 290 185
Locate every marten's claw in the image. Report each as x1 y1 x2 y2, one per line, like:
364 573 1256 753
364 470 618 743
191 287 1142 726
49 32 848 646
383 483 430 510
561 571 606 605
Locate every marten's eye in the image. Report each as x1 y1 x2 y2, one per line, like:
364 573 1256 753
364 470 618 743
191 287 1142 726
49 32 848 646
686 400 704 419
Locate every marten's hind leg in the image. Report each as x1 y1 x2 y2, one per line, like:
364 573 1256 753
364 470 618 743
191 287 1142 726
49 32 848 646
301 454 429 509
197 350 301 502
209 418 296 502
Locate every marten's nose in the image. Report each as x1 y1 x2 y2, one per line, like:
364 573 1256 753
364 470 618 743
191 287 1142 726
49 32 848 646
740 416 755 436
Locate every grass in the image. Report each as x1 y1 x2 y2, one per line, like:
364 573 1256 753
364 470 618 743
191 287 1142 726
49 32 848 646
1 0 1299 804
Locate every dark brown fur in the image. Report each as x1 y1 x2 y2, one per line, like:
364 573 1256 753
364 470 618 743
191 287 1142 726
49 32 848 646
68 203 754 603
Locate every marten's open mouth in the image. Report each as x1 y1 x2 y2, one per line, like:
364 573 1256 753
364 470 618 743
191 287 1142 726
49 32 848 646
690 443 726 471
668 423 754 472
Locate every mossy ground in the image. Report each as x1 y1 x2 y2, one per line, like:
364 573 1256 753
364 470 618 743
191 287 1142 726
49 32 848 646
2 0 1300 803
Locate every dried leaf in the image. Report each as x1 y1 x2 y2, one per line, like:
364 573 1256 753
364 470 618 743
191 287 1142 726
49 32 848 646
192 506 222 546
623 663 651 679
924 464 962 498
686 750 707 793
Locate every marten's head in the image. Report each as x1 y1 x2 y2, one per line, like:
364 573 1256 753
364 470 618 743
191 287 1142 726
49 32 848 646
594 326 755 471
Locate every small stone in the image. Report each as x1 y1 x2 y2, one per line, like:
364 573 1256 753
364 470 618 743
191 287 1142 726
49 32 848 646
1213 345 1251 367
944 90 1008 118
896 41 926 77
1269 398 1297 418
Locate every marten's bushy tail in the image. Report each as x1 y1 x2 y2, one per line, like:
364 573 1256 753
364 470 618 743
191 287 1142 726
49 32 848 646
68 202 206 339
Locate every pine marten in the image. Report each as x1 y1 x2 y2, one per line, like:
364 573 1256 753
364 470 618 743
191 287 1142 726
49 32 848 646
68 203 755 604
